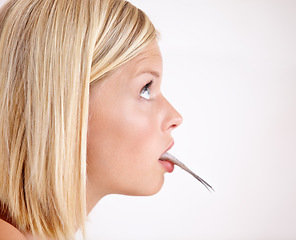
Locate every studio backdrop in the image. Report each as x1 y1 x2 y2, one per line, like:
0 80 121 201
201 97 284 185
0 0 295 239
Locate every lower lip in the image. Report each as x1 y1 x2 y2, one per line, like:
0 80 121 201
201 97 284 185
159 160 174 173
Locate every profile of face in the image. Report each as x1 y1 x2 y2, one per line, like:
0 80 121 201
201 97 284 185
86 40 182 200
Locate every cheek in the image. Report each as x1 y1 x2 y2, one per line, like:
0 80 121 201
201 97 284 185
87 98 162 195
124 111 157 152
107 103 159 169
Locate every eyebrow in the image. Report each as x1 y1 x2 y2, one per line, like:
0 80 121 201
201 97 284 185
136 71 160 78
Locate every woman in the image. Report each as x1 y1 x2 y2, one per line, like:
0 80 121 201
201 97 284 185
0 0 182 239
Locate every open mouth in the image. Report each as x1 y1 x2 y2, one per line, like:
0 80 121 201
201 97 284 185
158 157 174 173
159 152 214 192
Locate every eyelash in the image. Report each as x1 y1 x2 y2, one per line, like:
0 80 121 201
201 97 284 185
140 80 153 100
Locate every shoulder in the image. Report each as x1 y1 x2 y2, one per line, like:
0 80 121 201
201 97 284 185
0 218 27 240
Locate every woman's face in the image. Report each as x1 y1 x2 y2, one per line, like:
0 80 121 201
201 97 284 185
87 40 182 199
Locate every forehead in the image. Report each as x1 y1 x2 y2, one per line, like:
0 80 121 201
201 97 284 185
125 40 163 76
91 41 163 91
134 41 162 63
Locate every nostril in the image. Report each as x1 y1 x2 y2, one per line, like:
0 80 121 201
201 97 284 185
174 112 183 127
168 113 182 131
169 124 178 131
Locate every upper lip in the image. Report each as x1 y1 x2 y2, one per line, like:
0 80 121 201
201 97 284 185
161 140 174 156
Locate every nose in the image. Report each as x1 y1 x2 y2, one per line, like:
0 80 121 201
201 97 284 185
162 97 183 132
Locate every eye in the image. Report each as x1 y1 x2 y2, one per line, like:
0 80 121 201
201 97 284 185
140 81 152 100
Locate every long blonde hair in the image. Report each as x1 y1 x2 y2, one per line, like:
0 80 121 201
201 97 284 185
0 0 156 239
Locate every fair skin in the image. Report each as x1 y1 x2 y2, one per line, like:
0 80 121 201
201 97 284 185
86 40 182 212
0 40 182 239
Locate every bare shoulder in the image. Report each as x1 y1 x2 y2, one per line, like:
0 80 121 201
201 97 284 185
0 218 27 240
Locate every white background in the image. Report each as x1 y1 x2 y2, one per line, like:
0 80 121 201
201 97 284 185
83 1 296 239
1 0 295 239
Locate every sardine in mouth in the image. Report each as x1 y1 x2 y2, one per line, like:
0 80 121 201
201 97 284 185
159 152 214 192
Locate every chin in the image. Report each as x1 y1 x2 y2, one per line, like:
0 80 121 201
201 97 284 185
135 177 165 196
121 176 165 197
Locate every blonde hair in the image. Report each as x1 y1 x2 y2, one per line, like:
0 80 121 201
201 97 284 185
0 0 156 239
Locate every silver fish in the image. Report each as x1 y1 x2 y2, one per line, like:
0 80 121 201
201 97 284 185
160 152 214 192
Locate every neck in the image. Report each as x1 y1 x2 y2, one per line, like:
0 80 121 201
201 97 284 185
86 180 108 214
